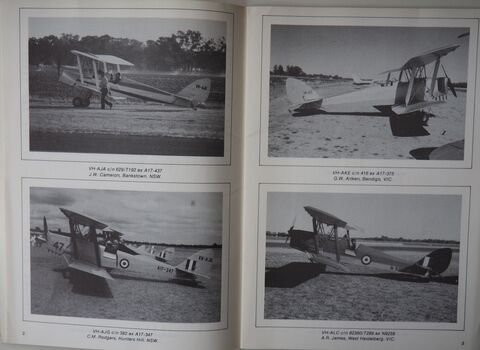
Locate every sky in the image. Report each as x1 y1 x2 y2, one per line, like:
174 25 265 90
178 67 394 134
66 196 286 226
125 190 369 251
266 192 462 241
29 17 226 42
270 25 470 82
30 187 223 245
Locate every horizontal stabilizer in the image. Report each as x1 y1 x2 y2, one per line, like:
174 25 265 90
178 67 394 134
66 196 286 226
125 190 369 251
68 261 114 280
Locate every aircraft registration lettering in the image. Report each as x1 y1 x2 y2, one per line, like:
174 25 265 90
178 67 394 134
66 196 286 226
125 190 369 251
198 256 213 262
157 265 174 273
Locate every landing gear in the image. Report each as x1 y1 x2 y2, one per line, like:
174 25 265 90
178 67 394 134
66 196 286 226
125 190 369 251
72 97 83 108
72 88 92 108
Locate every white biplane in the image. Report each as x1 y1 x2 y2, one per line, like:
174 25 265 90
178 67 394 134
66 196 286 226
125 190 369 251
44 208 214 286
286 44 461 136
351 74 375 86
59 50 211 109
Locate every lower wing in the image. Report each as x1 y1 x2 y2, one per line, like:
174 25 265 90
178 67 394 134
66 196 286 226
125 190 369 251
67 260 114 280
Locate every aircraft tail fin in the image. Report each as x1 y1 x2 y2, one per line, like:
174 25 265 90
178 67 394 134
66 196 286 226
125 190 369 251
155 247 175 262
286 78 324 113
175 249 214 279
176 78 211 108
400 248 452 276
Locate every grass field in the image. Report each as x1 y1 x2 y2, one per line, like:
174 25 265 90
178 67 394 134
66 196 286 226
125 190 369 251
265 240 460 322
31 245 223 323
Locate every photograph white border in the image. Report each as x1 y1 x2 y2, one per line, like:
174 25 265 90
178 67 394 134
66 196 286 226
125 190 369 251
22 178 230 332
259 15 479 169
20 8 234 166
255 183 470 331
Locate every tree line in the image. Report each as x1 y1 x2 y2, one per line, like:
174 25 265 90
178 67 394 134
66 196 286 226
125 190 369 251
29 30 226 75
271 64 343 80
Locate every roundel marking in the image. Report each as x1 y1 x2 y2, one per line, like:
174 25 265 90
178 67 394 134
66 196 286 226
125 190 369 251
361 255 371 265
119 258 130 269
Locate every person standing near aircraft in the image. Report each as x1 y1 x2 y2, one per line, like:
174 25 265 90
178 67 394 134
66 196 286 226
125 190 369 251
98 70 112 110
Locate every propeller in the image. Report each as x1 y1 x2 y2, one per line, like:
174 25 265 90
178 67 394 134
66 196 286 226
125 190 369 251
441 64 457 98
285 216 297 244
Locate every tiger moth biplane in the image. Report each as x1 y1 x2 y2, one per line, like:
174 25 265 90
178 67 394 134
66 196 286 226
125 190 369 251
44 208 214 286
59 50 211 109
286 44 461 136
286 206 453 280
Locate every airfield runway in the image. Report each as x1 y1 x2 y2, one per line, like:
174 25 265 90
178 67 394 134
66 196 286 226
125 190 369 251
29 101 224 156
264 239 460 322
28 69 226 157
268 77 466 160
30 245 222 323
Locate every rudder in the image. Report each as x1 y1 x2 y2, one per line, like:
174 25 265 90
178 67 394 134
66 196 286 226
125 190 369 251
177 78 211 108
400 248 452 276
177 249 214 278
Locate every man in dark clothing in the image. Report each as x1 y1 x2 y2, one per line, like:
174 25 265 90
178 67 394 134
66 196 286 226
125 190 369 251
98 70 113 109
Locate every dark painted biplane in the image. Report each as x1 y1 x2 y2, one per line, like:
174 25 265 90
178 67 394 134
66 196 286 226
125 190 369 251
286 206 453 279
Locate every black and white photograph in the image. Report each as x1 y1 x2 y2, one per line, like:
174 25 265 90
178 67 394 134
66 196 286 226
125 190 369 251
266 23 473 161
25 12 231 158
263 190 464 323
28 186 225 324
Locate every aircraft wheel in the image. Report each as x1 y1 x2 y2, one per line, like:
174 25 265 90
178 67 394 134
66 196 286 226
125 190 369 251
72 97 83 108
81 98 90 107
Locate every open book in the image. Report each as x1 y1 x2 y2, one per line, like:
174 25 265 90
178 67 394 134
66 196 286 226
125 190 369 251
1 1 480 349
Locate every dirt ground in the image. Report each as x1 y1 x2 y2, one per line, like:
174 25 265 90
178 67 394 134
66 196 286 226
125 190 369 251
28 68 226 156
30 245 222 323
264 242 459 322
29 101 225 156
268 78 466 160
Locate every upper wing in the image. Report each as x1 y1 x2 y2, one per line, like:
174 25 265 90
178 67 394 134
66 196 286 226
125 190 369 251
303 206 348 228
71 50 134 66
60 208 109 229
381 44 460 74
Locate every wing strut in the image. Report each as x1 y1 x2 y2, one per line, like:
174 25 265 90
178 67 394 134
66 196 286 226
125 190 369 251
430 58 441 97
333 226 340 262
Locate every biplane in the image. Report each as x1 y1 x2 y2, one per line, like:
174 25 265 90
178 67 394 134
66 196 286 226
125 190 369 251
30 217 48 247
286 44 461 136
44 208 214 285
351 74 374 86
286 206 453 279
59 50 211 109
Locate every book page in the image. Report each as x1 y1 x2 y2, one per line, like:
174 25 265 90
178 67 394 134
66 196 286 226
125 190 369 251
241 6 480 350
0 0 244 349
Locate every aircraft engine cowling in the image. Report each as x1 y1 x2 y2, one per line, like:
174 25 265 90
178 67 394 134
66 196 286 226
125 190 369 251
288 230 318 254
